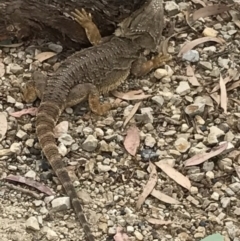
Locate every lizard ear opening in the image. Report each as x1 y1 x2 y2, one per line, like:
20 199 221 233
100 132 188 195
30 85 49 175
115 0 164 52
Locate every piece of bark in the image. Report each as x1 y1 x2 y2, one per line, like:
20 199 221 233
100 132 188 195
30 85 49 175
0 0 146 49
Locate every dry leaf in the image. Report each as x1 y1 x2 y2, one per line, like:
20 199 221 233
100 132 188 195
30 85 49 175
5 174 54 196
136 163 157 210
151 189 180 204
111 90 151 100
0 43 23 48
35 52 57 62
186 65 200 86
155 162 191 190
0 112 7 141
229 10 240 29
235 165 240 179
219 74 228 113
147 218 172 226
123 125 140 156
230 98 240 105
185 142 228 167
191 0 206 7
123 101 141 128
210 93 220 105
192 4 230 22
178 37 225 57
54 121 69 138
114 227 129 241
227 80 240 91
210 76 231 93
10 108 38 117
211 70 239 93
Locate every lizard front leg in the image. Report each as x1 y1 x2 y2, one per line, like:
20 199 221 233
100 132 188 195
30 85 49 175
71 9 102 46
22 71 47 103
66 83 114 115
22 72 89 108
131 53 172 77
23 76 113 115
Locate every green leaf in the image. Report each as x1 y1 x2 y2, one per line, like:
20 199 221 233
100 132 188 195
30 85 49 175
200 234 224 241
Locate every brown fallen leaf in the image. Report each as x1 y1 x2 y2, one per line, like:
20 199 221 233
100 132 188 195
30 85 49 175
229 10 240 29
185 142 228 167
155 162 191 190
54 121 69 138
234 165 240 179
5 174 54 196
123 125 140 156
227 80 240 91
111 90 151 100
151 189 180 204
211 69 238 93
210 76 231 93
147 218 172 226
192 4 231 22
186 65 201 86
35 51 57 62
178 37 225 57
114 227 129 241
230 98 240 105
10 108 38 117
210 93 220 105
136 162 158 210
219 74 228 113
123 101 141 128
191 0 206 7
0 42 23 48
0 112 7 141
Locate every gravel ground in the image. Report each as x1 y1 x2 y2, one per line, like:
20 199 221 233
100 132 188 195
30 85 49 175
1 1 240 241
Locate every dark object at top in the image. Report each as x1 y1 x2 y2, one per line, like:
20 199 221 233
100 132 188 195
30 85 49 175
0 0 146 49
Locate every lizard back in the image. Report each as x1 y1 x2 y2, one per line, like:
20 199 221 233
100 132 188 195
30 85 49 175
36 0 164 240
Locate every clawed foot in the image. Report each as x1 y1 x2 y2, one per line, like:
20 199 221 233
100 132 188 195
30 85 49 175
71 8 93 28
71 8 102 46
22 81 38 103
151 53 172 68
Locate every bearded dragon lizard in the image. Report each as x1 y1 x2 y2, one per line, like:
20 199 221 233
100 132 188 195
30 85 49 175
23 0 171 240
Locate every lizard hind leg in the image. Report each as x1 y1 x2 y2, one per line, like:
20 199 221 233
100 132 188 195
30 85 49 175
88 88 114 116
71 8 102 46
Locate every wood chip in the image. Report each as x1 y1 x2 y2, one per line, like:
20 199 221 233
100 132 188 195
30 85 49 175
35 52 57 62
0 112 7 141
147 218 172 226
123 101 141 128
219 74 228 113
186 65 200 86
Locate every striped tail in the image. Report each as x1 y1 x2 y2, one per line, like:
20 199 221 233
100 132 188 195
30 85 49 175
36 101 95 241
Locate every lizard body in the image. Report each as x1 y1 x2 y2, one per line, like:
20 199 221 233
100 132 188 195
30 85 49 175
26 0 170 240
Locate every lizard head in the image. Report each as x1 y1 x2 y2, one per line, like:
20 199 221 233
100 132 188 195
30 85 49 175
115 0 164 52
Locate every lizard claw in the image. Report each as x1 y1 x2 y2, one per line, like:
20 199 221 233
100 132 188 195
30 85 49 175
71 8 102 46
71 8 93 26
112 98 122 108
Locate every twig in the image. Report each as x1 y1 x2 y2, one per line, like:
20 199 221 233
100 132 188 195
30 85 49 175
3 182 41 199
